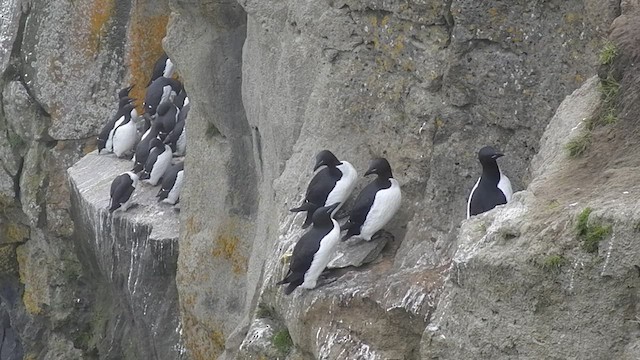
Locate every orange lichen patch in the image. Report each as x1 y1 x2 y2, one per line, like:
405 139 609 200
184 215 201 238
87 0 115 53
182 313 225 360
127 3 169 113
211 219 248 275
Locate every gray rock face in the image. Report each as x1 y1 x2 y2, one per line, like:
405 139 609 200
166 0 617 358
21 0 129 140
68 151 184 359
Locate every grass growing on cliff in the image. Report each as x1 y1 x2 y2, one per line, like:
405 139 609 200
566 42 619 157
542 254 567 271
566 132 591 157
599 42 618 66
272 329 293 355
575 207 612 253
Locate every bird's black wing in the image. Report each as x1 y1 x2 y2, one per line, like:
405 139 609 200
143 148 161 173
305 167 341 206
149 53 169 85
110 175 134 207
288 226 328 274
343 180 380 231
160 162 184 191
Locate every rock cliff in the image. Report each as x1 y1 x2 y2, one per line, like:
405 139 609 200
2 0 638 359
164 0 624 359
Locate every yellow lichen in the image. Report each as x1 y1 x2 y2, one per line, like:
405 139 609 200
128 3 169 113
3 222 29 243
23 287 42 315
211 219 248 275
87 0 116 53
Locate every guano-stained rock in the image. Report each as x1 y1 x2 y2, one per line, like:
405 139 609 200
68 151 184 359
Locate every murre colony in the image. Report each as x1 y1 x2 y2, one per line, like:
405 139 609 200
279 147 512 295
98 52 187 213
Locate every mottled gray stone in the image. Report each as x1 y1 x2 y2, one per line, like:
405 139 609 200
0 0 22 74
3 81 47 143
21 0 129 140
67 150 184 359
237 318 280 359
327 232 390 269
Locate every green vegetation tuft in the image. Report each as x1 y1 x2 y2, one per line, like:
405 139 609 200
575 207 612 253
542 254 567 271
272 329 293 355
599 42 618 66
565 132 591 157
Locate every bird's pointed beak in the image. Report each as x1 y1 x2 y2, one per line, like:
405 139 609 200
327 202 341 213
364 167 377 176
313 160 325 172
492 153 505 159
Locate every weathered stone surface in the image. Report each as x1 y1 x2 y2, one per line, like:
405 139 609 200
3 81 47 143
68 151 184 359
0 0 21 74
327 232 390 269
20 0 131 140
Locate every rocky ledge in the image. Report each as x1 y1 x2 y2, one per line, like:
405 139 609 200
67 151 185 359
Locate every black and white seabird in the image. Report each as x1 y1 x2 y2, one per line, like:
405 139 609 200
143 78 183 116
98 97 135 154
290 150 357 229
147 52 175 86
132 119 161 173
109 172 139 213
277 202 341 295
341 158 402 241
466 146 513 219
139 138 173 186
157 162 184 205
110 103 138 158
155 101 179 140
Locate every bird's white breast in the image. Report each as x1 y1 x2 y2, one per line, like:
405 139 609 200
301 220 340 290
498 172 513 202
360 179 402 241
164 170 184 205
325 161 357 212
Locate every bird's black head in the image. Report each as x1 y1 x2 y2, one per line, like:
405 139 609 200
118 85 134 99
311 202 340 226
364 158 393 178
478 146 504 164
156 102 171 116
313 150 341 171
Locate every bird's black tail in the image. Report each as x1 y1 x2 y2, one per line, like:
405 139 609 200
289 202 313 213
